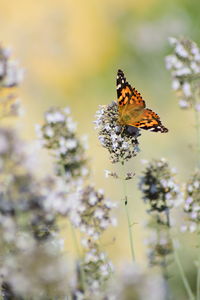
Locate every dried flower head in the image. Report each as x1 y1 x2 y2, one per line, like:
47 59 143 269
36 106 89 182
166 37 200 109
181 170 200 233
139 159 181 218
94 101 140 163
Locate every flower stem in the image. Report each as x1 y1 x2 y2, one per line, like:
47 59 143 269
69 221 86 292
192 83 200 168
121 162 135 261
194 107 200 168
197 261 200 300
173 240 195 300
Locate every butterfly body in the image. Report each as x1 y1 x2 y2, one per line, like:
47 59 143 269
116 69 168 133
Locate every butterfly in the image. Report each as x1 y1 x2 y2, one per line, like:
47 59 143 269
116 69 168 133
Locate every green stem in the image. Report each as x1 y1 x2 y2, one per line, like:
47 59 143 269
69 221 86 292
196 229 200 300
194 107 200 168
173 240 195 300
197 262 200 300
121 162 135 261
192 83 200 168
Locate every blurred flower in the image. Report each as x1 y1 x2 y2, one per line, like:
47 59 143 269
94 101 140 163
181 170 200 233
139 159 180 270
0 45 24 88
72 185 116 237
1 243 70 299
166 37 200 109
0 128 75 299
139 158 181 220
0 45 24 120
108 263 166 300
72 186 116 295
0 45 24 119
37 106 89 183
144 227 173 268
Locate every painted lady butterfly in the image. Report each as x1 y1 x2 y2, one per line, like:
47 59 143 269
116 69 168 133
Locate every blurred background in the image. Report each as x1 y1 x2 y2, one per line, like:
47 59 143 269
1 0 200 296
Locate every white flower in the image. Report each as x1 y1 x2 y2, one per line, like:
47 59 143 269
168 37 177 46
180 224 187 232
66 119 77 133
86 227 95 236
65 139 77 150
190 62 200 73
175 67 191 77
104 169 112 178
85 251 98 263
81 238 89 248
184 203 190 211
100 219 109 229
0 62 4 77
63 106 70 114
189 223 197 232
172 80 180 90
186 197 193 204
182 82 192 97
88 194 98 205
94 209 104 219
100 264 109 276
195 103 200 112
190 212 197 219
44 126 54 137
165 55 177 69
187 185 193 192
179 99 189 108
175 44 188 58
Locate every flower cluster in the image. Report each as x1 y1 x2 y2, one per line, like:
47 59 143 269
0 45 23 118
109 264 166 300
144 226 173 268
94 101 140 163
37 106 118 298
72 186 116 296
1 243 70 299
36 106 89 182
0 45 24 88
139 159 180 218
0 128 73 298
181 170 200 233
0 128 59 239
165 37 200 110
139 159 179 270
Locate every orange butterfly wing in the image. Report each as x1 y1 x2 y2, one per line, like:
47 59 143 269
116 69 168 133
117 69 145 108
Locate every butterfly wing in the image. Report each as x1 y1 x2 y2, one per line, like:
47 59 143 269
116 69 146 108
126 108 169 133
116 69 168 133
